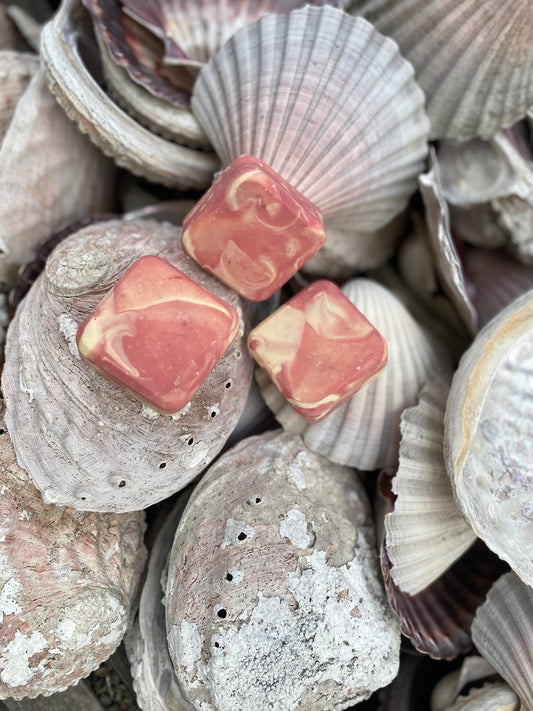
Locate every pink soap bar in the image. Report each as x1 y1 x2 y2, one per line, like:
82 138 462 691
248 280 387 423
76 255 240 415
182 154 325 301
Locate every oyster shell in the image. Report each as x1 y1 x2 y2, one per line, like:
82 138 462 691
165 429 401 710
348 0 533 140
2 218 253 512
444 289 533 586
191 5 429 228
0 411 145 699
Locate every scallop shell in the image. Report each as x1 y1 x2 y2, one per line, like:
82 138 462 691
431 656 498 711
472 572 533 711
2 218 253 513
258 278 452 471
444 289 533 586
0 412 145 699
191 5 429 229
0 68 116 285
165 429 400 710
348 0 533 140
0 51 39 142
40 0 219 188
385 378 477 595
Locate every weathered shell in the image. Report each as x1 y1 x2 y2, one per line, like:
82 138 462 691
40 0 219 188
431 656 497 711
258 278 452 471
441 683 520 711
472 572 533 711
444 289 533 586
192 5 429 228
348 0 533 140
165 429 400 710
2 218 253 512
385 378 476 595
0 412 145 699
0 68 116 285
0 51 39 143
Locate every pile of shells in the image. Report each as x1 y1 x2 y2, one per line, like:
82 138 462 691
1 0 533 709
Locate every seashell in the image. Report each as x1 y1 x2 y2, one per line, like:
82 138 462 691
431 656 498 711
165 429 401 710
257 278 452 471
384 378 477 595
471 572 533 711
40 0 219 188
0 410 146 699
0 1 19 49
444 289 533 586
0 51 39 143
464 247 533 328
0 68 116 286
191 5 429 229
348 0 533 141
2 217 253 512
441 682 520 711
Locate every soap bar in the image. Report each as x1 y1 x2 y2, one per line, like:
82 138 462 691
76 255 240 415
248 280 387 423
182 154 325 301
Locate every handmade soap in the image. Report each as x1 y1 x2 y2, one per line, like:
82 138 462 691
182 154 325 301
248 280 387 422
76 255 240 415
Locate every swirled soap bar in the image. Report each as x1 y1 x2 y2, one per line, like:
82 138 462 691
248 280 388 422
181 155 325 301
76 255 240 415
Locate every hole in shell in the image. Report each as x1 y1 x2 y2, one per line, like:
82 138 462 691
225 572 233 582
118 480 126 488
234 350 241 359
210 410 217 418
159 462 167 469
254 497 262 504
217 608 227 619
187 437 194 446
0 428 5 435
237 531 247 541
224 380 232 389
214 642 220 648
81 497 86 501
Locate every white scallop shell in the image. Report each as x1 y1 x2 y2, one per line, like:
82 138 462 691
472 572 533 711
191 5 429 229
385 378 477 595
444 289 533 586
258 278 453 471
348 0 533 140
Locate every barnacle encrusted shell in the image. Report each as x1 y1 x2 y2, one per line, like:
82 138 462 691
0 413 145 699
192 5 429 228
2 218 252 512
444 289 533 586
348 0 533 140
165 429 400 710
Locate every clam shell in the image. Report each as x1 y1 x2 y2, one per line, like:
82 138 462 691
0 412 145 699
40 0 219 188
442 682 520 711
385 378 477 595
0 51 39 143
431 656 498 711
191 5 429 228
0 68 116 285
2 218 253 513
472 572 533 711
258 278 452 471
444 289 533 586
348 0 533 140
165 429 400 709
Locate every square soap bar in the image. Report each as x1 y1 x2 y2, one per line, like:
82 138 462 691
182 154 325 301
76 255 240 415
248 280 387 423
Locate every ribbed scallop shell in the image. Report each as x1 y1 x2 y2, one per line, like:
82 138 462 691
40 0 219 188
348 0 533 140
444 290 533 586
385 378 477 595
258 278 452 471
472 572 533 711
0 414 145 699
2 218 253 513
191 5 429 229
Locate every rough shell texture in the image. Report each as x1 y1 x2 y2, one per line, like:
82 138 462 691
2 218 253 513
348 0 533 140
192 5 429 228
0 68 116 285
165 429 400 710
258 278 452 471
40 0 219 188
444 289 533 586
472 572 533 711
0 413 146 699
385 378 476 595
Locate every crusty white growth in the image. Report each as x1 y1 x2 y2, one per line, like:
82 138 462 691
0 630 48 687
279 509 311 549
57 313 80 359
0 578 22 621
